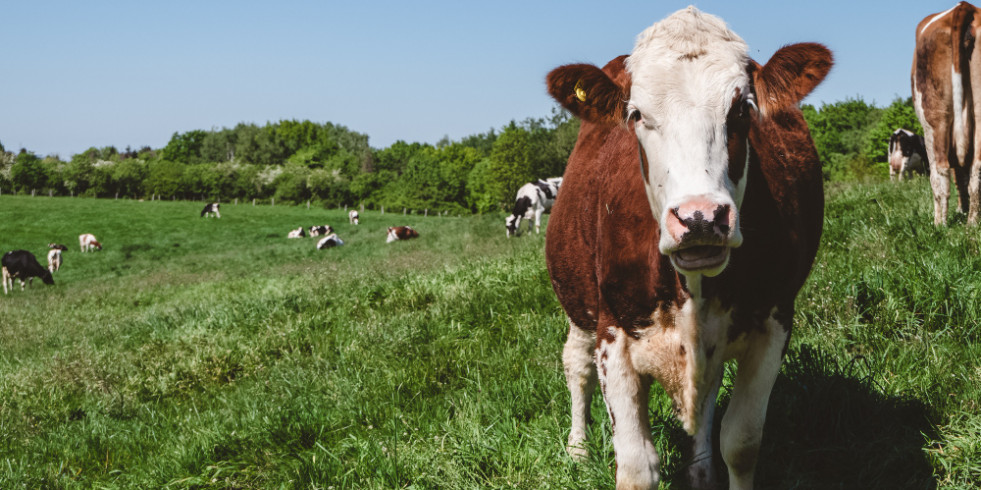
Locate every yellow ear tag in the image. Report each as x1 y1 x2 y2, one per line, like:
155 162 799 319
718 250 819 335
574 80 587 102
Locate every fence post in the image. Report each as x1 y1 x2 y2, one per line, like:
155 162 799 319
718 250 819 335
253 198 256 206
425 209 428 217
271 198 275 207
381 205 384 215
403 208 406 215
307 200 310 210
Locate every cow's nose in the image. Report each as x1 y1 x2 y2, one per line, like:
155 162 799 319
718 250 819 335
665 199 732 244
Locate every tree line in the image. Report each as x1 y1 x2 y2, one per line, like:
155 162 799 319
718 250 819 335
0 97 921 212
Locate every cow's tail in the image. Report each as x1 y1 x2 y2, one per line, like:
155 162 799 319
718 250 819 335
951 3 977 163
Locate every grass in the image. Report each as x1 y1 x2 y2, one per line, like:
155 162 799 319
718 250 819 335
0 179 979 489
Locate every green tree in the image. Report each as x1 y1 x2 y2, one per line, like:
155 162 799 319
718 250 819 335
487 123 535 209
161 130 207 164
10 150 47 193
864 97 924 165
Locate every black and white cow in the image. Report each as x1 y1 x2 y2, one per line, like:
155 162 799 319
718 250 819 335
47 243 68 273
316 233 345 249
349 210 360 225
505 177 563 237
309 225 334 237
888 128 929 180
201 202 221 218
2 250 54 294
287 227 306 239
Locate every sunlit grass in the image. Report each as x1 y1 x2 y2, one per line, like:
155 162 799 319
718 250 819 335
0 184 979 488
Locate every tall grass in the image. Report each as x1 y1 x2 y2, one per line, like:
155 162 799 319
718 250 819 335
0 181 979 489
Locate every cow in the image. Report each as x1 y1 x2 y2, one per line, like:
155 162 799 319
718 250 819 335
47 243 68 273
505 177 563 237
2 250 54 294
386 226 419 243
309 225 334 237
888 128 929 180
544 7 831 489
913 2 981 225
349 210 360 225
316 233 345 249
79 233 102 252
287 227 306 239
201 202 221 218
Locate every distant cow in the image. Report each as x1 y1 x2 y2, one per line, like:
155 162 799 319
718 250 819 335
316 233 345 249
201 202 221 218
287 227 306 239
79 233 102 252
349 210 360 225
386 226 419 243
914 2 981 224
309 225 334 237
889 128 929 180
47 243 68 273
545 7 830 488
505 177 562 237
2 250 54 294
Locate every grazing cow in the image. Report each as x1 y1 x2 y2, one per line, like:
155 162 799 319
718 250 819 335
316 233 345 249
888 128 929 180
544 7 831 489
309 225 334 237
47 243 68 273
79 233 102 252
201 202 221 218
287 227 306 239
2 250 54 294
505 177 563 237
386 226 419 243
913 2 981 225
349 210 360 225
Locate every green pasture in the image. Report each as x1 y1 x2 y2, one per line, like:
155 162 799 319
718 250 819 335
0 179 979 489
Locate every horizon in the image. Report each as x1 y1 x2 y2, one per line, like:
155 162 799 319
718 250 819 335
2 1 951 158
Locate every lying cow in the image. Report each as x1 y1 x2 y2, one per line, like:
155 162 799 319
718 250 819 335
2 250 54 294
316 233 345 249
545 7 831 489
505 177 563 237
79 233 102 252
386 226 419 243
201 202 221 218
47 243 68 273
309 225 334 237
888 128 928 180
287 227 306 239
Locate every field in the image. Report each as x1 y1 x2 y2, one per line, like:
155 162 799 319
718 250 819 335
1 179 979 489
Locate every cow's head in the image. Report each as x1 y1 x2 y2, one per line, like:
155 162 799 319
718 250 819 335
547 7 831 277
505 215 519 237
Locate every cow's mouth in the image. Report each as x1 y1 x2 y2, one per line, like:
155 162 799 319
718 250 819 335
670 245 729 272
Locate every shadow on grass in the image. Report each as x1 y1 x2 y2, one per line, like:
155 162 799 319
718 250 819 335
664 344 938 490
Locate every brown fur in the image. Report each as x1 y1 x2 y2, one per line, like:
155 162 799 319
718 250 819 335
913 1 981 225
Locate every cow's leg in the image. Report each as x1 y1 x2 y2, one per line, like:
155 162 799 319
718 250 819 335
2 267 9 295
534 207 544 234
968 163 981 225
598 326 659 490
563 320 597 460
720 313 789 490
931 165 951 225
688 375 723 489
953 164 971 217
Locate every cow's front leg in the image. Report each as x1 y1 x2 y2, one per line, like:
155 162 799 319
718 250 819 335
598 326 659 490
721 314 789 490
563 320 597 460
534 208 544 234
689 374 723 489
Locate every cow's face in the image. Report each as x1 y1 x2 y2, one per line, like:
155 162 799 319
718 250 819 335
505 215 519 237
624 12 754 275
546 7 831 277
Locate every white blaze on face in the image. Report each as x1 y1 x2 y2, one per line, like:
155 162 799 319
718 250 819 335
625 7 750 256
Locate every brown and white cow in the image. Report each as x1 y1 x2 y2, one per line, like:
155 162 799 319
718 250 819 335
545 7 831 489
889 128 929 180
386 226 419 243
913 2 981 224
79 233 102 252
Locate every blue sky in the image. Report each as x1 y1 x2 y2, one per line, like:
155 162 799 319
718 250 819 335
0 1 953 158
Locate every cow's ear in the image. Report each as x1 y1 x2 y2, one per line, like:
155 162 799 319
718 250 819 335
547 63 628 126
752 43 833 115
